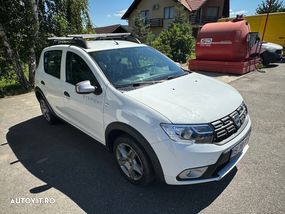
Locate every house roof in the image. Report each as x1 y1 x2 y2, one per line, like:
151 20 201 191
181 0 208 11
122 0 207 19
95 24 128 34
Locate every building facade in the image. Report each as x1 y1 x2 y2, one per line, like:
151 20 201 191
122 0 230 35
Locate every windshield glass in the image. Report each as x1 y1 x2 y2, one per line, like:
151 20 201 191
89 46 186 88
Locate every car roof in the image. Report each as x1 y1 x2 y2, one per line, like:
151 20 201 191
45 40 146 53
85 40 146 52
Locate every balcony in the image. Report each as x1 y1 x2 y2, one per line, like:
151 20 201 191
145 18 163 27
190 15 218 25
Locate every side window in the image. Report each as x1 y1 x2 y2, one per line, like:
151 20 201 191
66 52 99 86
44 50 62 79
164 7 174 19
140 10 149 24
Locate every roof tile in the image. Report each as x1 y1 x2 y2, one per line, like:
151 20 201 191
122 0 208 19
95 24 128 34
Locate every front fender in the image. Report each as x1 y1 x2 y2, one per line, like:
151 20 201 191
105 121 165 182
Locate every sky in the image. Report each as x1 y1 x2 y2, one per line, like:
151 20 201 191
89 0 264 27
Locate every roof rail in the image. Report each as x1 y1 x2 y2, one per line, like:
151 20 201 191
47 33 141 49
68 33 141 44
47 37 88 49
67 33 130 39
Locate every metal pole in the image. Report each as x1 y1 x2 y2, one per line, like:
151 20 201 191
258 0 272 55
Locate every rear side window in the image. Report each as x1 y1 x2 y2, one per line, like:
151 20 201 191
44 50 62 78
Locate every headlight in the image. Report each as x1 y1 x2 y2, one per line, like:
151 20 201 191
161 124 214 144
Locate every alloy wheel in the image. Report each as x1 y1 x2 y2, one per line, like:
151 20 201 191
116 143 144 181
40 99 51 122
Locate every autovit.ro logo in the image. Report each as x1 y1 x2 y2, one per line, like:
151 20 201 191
10 197 55 204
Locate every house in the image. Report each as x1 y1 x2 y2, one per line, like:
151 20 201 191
122 0 230 35
95 24 128 34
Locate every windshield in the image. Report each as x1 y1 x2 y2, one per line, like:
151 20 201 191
89 46 186 88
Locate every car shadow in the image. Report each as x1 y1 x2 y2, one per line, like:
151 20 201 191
6 116 237 214
263 64 279 68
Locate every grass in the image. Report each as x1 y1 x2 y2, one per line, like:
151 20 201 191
0 65 31 98
0 79 29 98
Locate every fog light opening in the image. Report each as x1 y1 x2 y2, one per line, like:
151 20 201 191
178 167 208 180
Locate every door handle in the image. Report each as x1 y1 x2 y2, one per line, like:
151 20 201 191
40 80 45 85
64 91 70 97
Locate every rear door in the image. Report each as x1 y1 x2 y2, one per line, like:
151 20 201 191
39 49 65 117
60 49 105 143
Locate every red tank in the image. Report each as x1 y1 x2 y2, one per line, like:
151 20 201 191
196 20 250 61
189 19 260 74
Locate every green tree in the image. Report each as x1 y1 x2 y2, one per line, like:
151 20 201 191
0 0 32 89
173 5 188 24
130 16 154 44
52 0 94 35
0 0 95 91
152 6 194 63
256 0 285 14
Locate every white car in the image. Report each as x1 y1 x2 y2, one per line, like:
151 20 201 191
35 33 251 185
260 42 283 65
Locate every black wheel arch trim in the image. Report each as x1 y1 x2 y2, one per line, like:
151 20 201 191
34 87 57 116
105 122 165 183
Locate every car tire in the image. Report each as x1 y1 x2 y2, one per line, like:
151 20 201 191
261 56 269 66
39 98 58 125
261 52 269 66
113 135 154 185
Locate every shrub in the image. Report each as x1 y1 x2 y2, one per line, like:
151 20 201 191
151 7 194 63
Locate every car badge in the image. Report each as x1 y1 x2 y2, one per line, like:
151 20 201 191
232 114 241 128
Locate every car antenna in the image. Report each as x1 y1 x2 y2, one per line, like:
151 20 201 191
114 40 119 45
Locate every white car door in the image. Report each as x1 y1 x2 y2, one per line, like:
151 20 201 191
39 49 66 117
60 49 105 143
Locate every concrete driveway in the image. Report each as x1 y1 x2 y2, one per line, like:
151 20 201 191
0 63 284 214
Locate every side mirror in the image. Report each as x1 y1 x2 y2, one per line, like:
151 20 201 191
75 80 96 94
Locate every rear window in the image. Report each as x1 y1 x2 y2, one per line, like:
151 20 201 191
44 50 62 79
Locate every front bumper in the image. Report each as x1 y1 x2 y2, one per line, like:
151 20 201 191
174 144 249 185
151 116 251 185
261 51 283 64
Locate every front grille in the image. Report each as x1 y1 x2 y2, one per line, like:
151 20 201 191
211 103 248 143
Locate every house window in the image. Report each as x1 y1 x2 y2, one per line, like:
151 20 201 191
164 7 174 19
140 10 149 24
140 10 149 19
206 7 219 17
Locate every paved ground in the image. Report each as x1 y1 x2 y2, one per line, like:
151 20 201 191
0 63 284 214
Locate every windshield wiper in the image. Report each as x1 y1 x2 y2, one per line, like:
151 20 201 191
116 72 190 89
166 75 177 80
165 72 189 80
116 80 164 89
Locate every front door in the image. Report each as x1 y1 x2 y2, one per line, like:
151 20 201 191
61 50 105 143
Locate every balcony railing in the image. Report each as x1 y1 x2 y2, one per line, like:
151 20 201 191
190 15 218 25
145 18 163 27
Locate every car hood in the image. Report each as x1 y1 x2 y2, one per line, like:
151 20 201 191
262 42 283 52
124 73 243 124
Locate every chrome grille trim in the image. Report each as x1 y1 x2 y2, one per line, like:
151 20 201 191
211 102 248 143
